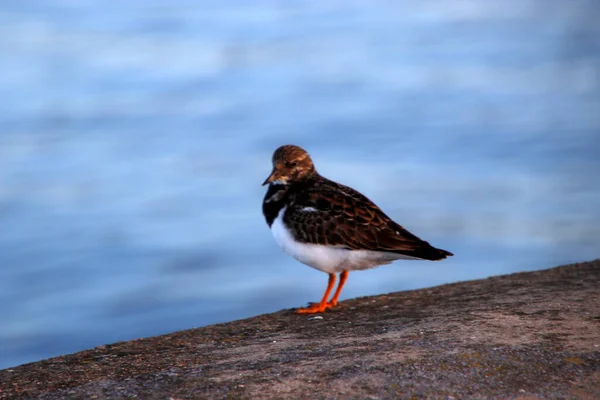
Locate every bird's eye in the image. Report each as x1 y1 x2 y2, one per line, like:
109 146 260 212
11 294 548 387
290 161 298 167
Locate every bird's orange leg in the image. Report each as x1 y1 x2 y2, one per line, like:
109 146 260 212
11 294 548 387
327 270 349 308
296 273 336 314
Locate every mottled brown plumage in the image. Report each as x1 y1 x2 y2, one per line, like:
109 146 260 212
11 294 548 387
262 144 453 314
263 145 452 260
286 176 452 260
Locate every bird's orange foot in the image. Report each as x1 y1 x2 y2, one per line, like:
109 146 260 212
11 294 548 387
296 302 332 314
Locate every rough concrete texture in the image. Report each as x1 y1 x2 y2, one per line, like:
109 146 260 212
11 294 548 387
1 259 599 399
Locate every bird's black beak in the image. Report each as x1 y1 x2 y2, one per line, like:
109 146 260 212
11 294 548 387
262 169 276 186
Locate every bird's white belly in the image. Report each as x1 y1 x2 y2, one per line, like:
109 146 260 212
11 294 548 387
270 207 412 273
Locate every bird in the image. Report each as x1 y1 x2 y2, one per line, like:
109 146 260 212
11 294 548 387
262 144 453 314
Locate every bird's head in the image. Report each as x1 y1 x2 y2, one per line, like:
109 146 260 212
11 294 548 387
262 145 316 186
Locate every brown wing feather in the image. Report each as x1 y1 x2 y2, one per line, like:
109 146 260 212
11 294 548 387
285 177 453 261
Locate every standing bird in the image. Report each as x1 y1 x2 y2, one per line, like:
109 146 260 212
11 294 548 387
262 145 453 314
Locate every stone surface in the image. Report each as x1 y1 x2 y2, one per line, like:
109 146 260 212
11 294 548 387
1 259 599 399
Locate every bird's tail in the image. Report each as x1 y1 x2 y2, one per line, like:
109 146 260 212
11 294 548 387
402 243 453 261
434 248 454 260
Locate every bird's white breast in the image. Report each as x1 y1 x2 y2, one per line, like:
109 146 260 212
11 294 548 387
270 206 413 273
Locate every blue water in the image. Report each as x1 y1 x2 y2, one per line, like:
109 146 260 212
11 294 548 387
1 0 599 369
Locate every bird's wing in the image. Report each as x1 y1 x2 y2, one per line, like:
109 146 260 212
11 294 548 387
286 178 452 260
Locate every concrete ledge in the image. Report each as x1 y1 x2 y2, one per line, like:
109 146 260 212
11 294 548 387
1 259 599 399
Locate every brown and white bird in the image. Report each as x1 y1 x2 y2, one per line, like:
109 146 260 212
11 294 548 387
262 145 453 314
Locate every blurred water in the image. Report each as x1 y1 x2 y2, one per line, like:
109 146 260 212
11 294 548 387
1 0 599 369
